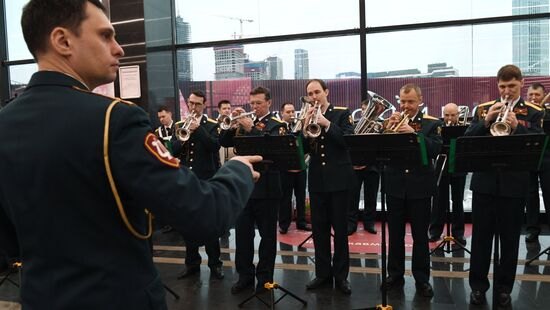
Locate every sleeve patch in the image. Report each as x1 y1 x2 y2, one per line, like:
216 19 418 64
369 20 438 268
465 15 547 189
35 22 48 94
144 133 180 168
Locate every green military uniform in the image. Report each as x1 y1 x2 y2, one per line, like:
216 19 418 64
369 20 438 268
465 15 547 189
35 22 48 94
466 98 543 296
0 71 254 310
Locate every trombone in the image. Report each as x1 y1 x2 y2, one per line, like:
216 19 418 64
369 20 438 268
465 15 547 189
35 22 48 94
175 111 198 142
219 111 256 130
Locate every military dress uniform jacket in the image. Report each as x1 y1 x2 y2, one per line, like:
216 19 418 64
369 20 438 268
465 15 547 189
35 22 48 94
172 115 220 180
0 71 255 310
220 112 286 199
302 105 355 192
384 112 443 199
154 122 175 141
465 98 544 197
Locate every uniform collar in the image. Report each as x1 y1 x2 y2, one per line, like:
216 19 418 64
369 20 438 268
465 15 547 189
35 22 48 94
410 110 423 123
257 112 272 122
323 103 333 115
26 71 89 91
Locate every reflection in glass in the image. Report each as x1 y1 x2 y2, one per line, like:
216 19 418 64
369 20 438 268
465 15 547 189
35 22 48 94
8 64 38 98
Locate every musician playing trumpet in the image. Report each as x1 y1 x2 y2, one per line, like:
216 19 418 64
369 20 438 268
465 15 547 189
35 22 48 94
382 84 442 298
465 65 544 307
172 90 225 280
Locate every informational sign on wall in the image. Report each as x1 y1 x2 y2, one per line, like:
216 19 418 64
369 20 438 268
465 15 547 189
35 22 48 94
119 65 141 99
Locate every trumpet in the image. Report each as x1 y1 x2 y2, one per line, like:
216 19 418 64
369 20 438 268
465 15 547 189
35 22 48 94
291 96 313 133
175 111 198 142
490 96 517 136
383 110 410 134
219 111 256 130
304 99 322 138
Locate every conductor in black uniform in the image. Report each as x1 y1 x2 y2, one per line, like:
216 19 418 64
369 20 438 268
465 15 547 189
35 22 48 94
172 91 225 280
382 83 442 298
466 65 544 307
302 79 354 295
219 87 286 294
0 1 261 309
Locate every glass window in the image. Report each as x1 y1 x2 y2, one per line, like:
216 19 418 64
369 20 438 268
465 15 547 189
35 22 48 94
7 64 37 98
366 21 550 117
174 0 359 43
5 0 33 61
365 0 549 27
176 36 361 118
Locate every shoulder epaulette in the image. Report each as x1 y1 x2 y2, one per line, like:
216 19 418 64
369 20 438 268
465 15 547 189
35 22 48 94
207 118 218 124
478 100 496 107
333 106 348 110
525 101 543 111
72 86 134 105
271 117 284 123
422 114 439 120
154 127 160 133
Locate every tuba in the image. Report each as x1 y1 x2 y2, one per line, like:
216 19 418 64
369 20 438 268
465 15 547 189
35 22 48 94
490 96 517 136
219 111 256 130
354 91 395 134
175 111 198 142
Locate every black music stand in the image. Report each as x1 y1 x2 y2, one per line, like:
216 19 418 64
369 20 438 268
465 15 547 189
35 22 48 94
345 132 428 310
430 125 470 255
449 133 547 307
233 134 306 309
526 121 550 266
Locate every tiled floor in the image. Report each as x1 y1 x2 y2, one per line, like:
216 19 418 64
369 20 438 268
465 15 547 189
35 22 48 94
3 226 550 309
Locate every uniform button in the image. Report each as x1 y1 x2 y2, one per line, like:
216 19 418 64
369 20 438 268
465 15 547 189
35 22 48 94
189 167 193 170
405 169 409 173
321 145 324 149
321 154 325 157
191 143 194 146
321 136 324 140
190 159 194 162
190 151 194 154
322 162 326 166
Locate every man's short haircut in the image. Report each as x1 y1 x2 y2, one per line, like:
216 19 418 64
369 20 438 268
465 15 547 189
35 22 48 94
217 99 231 109
306 79 328 91
281 102 294 112
497 64 523 81
190 90 206 102
250 87 271 101
157 105 170 113
400 83 422 97
530 82 546 92
21 0 106 59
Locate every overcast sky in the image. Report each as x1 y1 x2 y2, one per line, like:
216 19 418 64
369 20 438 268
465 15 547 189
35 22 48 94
5 0 549 83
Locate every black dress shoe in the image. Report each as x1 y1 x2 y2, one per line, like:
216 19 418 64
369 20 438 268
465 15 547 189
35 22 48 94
364 222 377 234
177 265 200 279
231 279 254 294
469 290 487 305
279 227 288 234
415 282 434 298
306 277 333 290
297 224 312 231
525 231 539 243
428 235 440 242
335 279 352 295
455 236 467 246
161 225 174 234
210 265 224 280
497 292 511 308
380 276 404 290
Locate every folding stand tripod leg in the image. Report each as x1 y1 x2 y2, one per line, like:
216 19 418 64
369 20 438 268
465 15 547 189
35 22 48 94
526 246 550 266
298 232 334 248
0 262 21 289
238 281 307 308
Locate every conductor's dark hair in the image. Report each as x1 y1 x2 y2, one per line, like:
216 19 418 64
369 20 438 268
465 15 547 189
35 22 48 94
21 0 106 59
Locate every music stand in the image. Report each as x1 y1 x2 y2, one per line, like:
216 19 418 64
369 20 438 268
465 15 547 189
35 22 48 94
430 125 470 255
526 121 550 266
449 133 547 306
345 132 428 310
233 134 306 308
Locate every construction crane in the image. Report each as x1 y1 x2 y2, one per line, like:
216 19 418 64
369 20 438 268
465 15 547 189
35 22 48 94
213 15 254 39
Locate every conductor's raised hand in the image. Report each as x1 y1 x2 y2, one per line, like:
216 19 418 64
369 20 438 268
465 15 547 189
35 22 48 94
229 155 263 182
